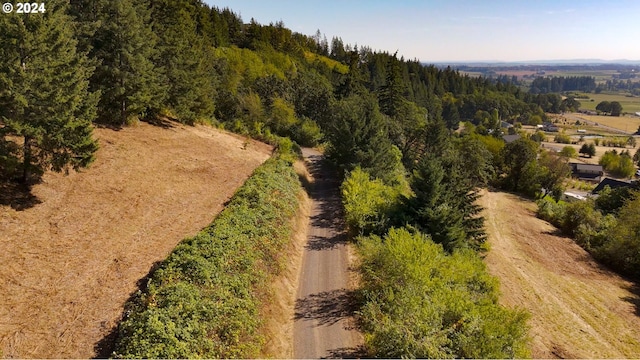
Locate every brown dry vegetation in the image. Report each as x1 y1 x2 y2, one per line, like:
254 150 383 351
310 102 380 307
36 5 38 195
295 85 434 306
0 122 272 358
580 114 640 133
550 112 640 134
481 190 640 358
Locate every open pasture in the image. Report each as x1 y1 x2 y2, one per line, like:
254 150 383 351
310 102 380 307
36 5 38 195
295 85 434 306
577 113 640 133
549 69 620 81
575 92 640 114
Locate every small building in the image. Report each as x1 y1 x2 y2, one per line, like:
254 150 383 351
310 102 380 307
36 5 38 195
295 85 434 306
543 122 559 132
592 177 634 194
502 134 521 143
569 162 604 182
562 191 587 202
501 121 513 129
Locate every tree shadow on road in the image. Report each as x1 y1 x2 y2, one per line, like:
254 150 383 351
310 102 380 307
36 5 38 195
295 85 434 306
323 345 368 359
294 289 358 327
302 152 349 251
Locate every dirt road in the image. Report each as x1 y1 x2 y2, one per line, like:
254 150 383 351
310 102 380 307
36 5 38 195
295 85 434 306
293 148 363 358
481 190 640 358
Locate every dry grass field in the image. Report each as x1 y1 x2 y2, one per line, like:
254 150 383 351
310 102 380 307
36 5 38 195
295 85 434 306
579 114 640 133
0 122 272 358
547 112 640 134
481 191 640 358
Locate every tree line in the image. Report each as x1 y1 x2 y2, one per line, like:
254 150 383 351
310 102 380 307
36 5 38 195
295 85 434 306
1 0 569 185
530 76 596 94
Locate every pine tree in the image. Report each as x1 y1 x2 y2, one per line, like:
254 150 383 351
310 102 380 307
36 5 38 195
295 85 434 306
0 0 99 182
151 0 216 124
326 94 402 184
406 153 467 251
404 130 487 251
336 51 366 99
68 0 110 54
378 54 405 117
90 0 165 125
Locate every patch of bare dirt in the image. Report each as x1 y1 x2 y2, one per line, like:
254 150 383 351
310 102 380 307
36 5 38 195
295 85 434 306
0 122 272 358
481 190 640 358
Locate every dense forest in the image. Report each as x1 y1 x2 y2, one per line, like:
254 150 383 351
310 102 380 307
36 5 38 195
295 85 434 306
6 0 639 358
0 0 564 185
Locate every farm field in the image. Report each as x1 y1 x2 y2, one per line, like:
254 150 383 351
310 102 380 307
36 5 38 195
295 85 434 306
0 122 273 358
549 112 640 134
481 191 640 358
576 93 640 114
549 69 620 81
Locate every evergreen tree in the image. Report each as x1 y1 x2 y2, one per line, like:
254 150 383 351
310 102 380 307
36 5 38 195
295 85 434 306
406 148 486 252
326 94 403 184
68 0 109 54
378 54 405 117
151 0 216 124
0 0 98 182
91 0 165 125
336 51 366 98
442 97 460 130
387 101 428 168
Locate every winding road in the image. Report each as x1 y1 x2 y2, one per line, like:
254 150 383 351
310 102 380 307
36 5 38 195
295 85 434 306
293 148 363 359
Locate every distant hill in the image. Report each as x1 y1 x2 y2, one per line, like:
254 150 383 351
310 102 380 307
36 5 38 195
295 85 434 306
429 59 640 67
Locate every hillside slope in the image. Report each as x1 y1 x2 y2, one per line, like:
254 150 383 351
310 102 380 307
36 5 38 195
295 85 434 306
481 191 640 358
0 122 272 358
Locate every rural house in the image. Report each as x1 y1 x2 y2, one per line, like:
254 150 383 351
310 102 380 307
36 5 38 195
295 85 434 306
592 177 635 194
569 162 603 182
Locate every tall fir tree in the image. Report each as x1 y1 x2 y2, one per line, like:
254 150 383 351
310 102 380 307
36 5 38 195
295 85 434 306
90 0 166 125
68 0 109 54
151 0 216 124
378 54 405 118
336 51 366 99
406 149 486 252
0 0 99 182
326 94 403 184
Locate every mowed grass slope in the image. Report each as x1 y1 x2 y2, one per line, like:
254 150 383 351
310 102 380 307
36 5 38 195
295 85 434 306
481 191 640 358
0 122 272 358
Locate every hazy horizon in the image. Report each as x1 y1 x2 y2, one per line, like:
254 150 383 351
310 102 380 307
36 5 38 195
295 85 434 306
204 0 640 63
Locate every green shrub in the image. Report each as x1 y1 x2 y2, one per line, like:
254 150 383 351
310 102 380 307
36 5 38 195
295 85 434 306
599 150 635 178
292 117 323 147
113 156 301 358
358 228 530 359
536 197 565 228
554 132 571 144
536 197 615 250
594 194 640 277
529 130 546 143
341 167 404 235
559 146 577 158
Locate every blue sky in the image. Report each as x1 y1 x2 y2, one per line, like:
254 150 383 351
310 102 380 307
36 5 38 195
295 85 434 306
203 0 640 63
